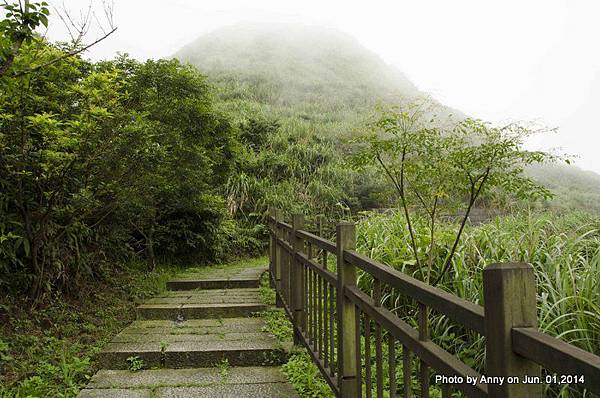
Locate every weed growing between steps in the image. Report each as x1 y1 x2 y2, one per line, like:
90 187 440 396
126 356 145 372
0 261 179 397
258 272 334 397
216 358 231 382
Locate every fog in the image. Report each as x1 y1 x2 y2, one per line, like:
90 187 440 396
46 0 600 174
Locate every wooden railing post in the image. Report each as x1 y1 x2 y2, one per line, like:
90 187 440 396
283 224 291 306
483 263 541 398
273 208 284 308
336 222 358 397
268 208 276 288
291 214 305 343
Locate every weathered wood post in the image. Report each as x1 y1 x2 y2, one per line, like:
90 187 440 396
268 208 276 288
273 209 284 308
336 222 358 397
280 214 291 307
283 224 292 306
483 263 541 398
291 214 305 344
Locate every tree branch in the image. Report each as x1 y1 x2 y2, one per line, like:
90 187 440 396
397 147 422 270
375 151 401 194
432 167 491 286
12 26 117 78
426 195 438 283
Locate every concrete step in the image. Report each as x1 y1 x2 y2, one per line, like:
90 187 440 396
145 290 262 304
78 367 298 397
136 288 267 320
79 265 300 398
97 318 290 370
137 302 267 320
166 277 260 290
166 266 267 291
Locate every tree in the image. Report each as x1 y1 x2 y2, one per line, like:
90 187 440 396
0 0 50 76
0 0 116 78
352 103 558 285
0 41 129 303
0 47 239 303
109 57 238 268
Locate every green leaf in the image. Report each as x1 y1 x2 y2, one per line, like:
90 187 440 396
23 238 30 257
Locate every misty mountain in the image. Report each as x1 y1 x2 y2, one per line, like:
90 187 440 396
174 23 464 138
174 23 600 213
176 23 420 107
526 163 600 213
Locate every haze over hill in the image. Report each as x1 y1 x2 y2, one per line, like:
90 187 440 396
175 23 464 136
176 23 420 107
175 23 600 213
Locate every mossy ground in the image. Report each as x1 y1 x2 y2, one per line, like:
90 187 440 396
0 257 266 398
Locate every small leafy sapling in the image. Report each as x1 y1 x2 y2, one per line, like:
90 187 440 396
352 102 559 285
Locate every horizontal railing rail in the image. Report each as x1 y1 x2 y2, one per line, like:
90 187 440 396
267 209 600 398
344 249 486 334
344 285 489 398
296 228 337 253
512 327 600 392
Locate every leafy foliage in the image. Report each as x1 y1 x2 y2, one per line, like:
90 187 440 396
356 210 600 397
0 39 238 302
126 356 144 372
0 1 50 76
282 352 335 398
0 260 179 397
352 104 557 283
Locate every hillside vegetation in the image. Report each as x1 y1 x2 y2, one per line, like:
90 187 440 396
173 23 600 397
176 23 420 121
527 163 600 213
1 7 599 397
176 23 600 215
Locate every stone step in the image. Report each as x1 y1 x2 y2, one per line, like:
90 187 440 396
166 266 267 291
79 367 298 397
145 293 262 305
121 318 265 334
166 277 260 290
137 302 267 320
136 288 267 320
98 340 289 369
114 318 266 341
79 265 302 397
97 318 290 370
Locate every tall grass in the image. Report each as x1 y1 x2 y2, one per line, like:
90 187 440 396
355 210 600 397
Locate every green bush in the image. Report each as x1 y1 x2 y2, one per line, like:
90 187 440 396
0 42 239 301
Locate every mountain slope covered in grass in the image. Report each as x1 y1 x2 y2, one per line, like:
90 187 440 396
175 23 600 214
175 23 463 139
527 163 600 213
176 23 419 106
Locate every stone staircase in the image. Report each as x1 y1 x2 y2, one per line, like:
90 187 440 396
79 265 298 397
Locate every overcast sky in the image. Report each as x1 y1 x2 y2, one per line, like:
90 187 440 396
46 0 600 173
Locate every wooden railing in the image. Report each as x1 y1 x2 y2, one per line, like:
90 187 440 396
268 209 600 398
